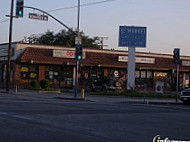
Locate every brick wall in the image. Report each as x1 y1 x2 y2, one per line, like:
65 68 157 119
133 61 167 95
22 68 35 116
14 64 20 83
38 65 45 81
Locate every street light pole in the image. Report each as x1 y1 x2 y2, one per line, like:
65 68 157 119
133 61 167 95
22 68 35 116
6 0 15 93
74 0 80 98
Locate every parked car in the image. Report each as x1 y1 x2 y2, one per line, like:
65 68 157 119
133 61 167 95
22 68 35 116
90 77 122 92
180 88 190 105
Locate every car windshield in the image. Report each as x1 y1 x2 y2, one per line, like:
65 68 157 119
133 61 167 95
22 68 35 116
182 92 190 96
184 88 190 91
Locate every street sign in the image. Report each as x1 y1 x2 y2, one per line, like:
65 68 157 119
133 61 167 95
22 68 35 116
75 37 82 45
29 13 48 21
119 26 147 47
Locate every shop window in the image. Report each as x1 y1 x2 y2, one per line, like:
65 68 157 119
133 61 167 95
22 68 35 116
59 67 73 88
90 67 97 82
147 71 152 78
107 69 126 77
141 71 146 78
135 71 140 78
90 68 97 77
154 72 167 77
20 65 38 80
45 66 60 83
1 64 6 82
97 68 104 78
102 68 127 87
2 64 14 83
183 74 190 88
81 67 90 80
135 70 153 87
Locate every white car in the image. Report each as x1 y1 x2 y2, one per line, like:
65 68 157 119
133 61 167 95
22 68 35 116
180 88 190 105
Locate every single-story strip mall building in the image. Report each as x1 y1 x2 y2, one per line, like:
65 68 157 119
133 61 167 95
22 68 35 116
1 42 190 91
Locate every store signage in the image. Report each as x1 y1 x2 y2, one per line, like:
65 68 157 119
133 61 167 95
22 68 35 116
0 47 8 57
119 26 147 47
0 47 14 57
29 13 48 21
53 50 85 59
20 67 29 72
118 56 155 64
30 73 37 78
155 81 164 94
182 60 190 66
114 71 119 77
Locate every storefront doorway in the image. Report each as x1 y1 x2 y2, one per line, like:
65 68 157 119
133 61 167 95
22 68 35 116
59 66 73 88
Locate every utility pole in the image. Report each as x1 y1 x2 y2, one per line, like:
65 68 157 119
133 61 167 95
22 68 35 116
74 0 81 98
6 0 15 93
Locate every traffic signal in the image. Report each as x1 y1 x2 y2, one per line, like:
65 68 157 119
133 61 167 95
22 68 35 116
16 0 24 17
78 46 82 60
173 48 180 65
75 45 83 61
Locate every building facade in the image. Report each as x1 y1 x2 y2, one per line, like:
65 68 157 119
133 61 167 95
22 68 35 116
1 43 190 91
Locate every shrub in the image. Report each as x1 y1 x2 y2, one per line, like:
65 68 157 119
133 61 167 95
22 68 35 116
40 79 49 89
30 80 38 88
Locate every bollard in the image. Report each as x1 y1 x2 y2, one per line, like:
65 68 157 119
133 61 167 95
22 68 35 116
82 89 85 99
15 85 18 94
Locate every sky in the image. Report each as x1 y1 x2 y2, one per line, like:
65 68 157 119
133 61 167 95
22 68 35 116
0 0 190 56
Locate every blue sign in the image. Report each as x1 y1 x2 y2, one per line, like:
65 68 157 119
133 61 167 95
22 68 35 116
119 26 147 47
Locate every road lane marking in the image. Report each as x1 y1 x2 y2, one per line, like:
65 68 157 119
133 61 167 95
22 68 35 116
132 103 190 111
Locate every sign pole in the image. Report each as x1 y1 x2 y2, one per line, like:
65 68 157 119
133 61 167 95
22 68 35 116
118 26 147 91
127 47 136 90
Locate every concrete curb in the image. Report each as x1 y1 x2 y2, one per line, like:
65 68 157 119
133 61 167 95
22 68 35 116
147 101 182 105
126 100 183 105
56 97 86 101
39 90 61 93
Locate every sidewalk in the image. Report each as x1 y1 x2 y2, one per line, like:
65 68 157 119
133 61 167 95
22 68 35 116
0 89 183 105
125 97 182 105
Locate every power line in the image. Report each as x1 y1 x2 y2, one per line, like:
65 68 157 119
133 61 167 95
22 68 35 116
0 19 9 24
48 0 116 12
0 0 117 24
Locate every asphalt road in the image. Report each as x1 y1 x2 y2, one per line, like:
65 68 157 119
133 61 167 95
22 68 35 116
0 92 189 142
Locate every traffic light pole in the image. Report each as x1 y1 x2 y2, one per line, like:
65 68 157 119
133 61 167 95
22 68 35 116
6 0 15 93
173 48 180 103
74 0 81 98
176 64 179 103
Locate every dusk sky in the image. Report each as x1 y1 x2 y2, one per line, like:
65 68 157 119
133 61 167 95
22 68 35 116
1 0 190 55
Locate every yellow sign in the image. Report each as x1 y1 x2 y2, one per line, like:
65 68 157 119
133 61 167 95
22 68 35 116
30 73 36 78
20 67 29 72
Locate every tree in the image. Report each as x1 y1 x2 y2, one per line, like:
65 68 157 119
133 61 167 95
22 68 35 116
37 30 55 45
23 29 102 49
